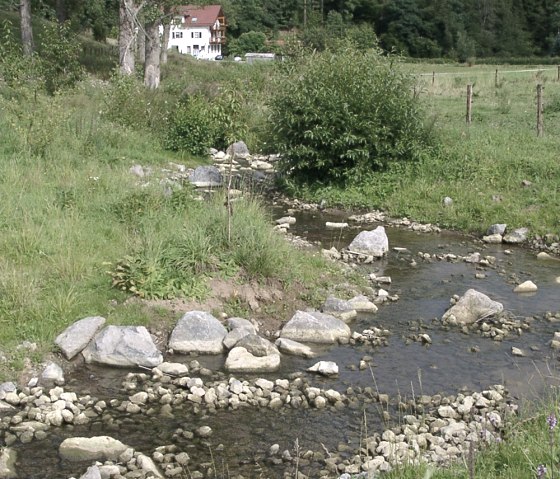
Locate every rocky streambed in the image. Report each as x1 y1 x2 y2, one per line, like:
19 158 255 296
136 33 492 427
2 182 560 478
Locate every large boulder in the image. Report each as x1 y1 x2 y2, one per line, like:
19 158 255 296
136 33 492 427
503 227 529 244
169 311 227 354
280 311 351 344
225 347 280 373
321 296 356 321
347 226 389 257
226 141 250 160
189 166 222 188
442 289 503 325
59 436 129 462
55 316 106 360
82 326 162 368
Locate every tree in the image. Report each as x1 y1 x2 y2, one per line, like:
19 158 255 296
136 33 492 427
20 0 34 55
119 0 144 75
228 31 267 56
144 16 160 88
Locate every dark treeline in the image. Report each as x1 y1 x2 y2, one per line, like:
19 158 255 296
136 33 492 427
2 0 560 59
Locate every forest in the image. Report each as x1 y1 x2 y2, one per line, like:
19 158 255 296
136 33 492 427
2 0 560 61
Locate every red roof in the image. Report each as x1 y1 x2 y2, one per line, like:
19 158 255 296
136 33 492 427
174 5 224 27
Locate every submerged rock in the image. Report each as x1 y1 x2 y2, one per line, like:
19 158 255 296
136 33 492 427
82 326 162 368
513 281 538 293
442 289 503 325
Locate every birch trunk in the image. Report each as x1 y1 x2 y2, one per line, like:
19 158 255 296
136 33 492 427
119 0 143 75
144 19 161 89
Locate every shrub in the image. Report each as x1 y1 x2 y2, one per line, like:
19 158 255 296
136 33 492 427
164 95 216 156
268 46 435 184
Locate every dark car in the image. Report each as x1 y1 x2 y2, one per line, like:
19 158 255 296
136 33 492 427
215 55 224 61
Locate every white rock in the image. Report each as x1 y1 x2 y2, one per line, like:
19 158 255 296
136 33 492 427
307 361 339 376
513 280 538 293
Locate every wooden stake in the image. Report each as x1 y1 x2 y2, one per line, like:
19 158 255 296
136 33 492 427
432 71 435 86
557 65 560 81
537 84 544 137
466 84 473 125
495 69 498 87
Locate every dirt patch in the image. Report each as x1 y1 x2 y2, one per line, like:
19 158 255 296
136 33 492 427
142 277 313 334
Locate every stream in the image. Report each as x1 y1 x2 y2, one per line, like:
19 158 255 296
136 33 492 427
10 209 560 478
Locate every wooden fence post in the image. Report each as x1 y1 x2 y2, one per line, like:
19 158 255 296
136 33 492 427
432 71 435 86
557 65 560 82
495 69 498 87
537 84 543 137
466 84 473 125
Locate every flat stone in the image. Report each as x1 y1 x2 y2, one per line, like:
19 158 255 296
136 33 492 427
55 316 106 360
156 362 189 376
347 295 378 313
59 436 129 462
482 234 503 244
325 222 349 229
169 311 227 354
511 347 525 357
82 326 162 368
281 311 351 344
225 347 280 373
274 338 316 358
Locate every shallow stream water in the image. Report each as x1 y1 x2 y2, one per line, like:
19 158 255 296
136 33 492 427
12 210 560 478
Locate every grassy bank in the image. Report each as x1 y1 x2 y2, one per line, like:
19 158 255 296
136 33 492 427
287 63 560 237
0 67 346 379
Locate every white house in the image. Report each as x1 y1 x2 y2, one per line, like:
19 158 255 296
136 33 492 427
167 5 226 60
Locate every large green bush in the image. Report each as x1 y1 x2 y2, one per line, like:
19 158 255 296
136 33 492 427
269 46 435 183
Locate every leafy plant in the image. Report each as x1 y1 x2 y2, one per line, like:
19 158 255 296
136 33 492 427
269 45 435 184
164 95 217 156
40 21 85 94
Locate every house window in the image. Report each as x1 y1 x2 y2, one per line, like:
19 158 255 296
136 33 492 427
191 32 202 38
172 31 183 39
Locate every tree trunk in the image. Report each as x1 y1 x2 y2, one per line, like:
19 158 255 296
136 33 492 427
160 22 170 64
20 0 34 56
137 13 146 65
144 19 161 89
160 5 172 64
119 0 143 75
56 0 66 23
